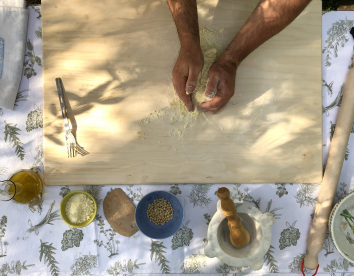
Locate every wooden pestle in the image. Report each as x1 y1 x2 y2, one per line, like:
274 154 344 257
217 187 250 248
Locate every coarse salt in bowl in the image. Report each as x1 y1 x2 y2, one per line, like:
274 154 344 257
60 190 97 228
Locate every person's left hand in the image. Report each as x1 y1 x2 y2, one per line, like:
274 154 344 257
199 58 237 114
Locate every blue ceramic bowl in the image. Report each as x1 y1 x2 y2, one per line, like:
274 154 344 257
135 191 183 239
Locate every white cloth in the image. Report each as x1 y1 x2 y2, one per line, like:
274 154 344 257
0 0 26 8
0 0 28 110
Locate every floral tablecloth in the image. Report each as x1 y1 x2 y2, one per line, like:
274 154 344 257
0 8 354 276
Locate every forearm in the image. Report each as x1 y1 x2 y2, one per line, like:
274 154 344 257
167 0 200 48
221 0 312 66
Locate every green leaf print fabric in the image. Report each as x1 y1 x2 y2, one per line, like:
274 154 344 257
0 9 353 276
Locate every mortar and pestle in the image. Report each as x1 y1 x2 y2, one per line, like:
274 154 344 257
205 187 274 270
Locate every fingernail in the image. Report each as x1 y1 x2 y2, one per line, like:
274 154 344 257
206 90 216 99
186 85 195 93
187 103 194 112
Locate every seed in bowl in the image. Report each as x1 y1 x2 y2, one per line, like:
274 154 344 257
65 193 95 224
147 198 174 225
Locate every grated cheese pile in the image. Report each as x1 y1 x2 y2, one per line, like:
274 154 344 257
65 193 95 224
138 27 223 139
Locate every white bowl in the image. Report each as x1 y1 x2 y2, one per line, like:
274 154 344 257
329 192 354 263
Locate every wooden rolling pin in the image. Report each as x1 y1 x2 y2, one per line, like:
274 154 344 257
304 37 354 270
217 187 250 248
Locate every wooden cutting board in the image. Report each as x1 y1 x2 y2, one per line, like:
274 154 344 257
103 188 139 237
42 0 322 185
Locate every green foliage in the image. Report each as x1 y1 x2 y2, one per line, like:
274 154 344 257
84 186 103 207
94 215 120 257
125 186 143 201
323 19 354 67
0 260 35 275
229 184 249 202
33 143 44 167
324 86 344 116
263 245 279 273
170 185 181 196
330 120 336 140
323 231 335 257
106 259 145 275
180 254 207 274
0 216 7 238
264 199 282 220
323 79 334 96
171 221 193 250
333 182 348 204
0 165 7 175
322 0 339 11
32 7 41 19
71 255 97 276
26 108 43 132
279 221 301 250
59 186 71 198
345 147 350 161
203 213 211 225
0 216 8 257
150 240 171 274
4 121 25 160
28 201 60 235
24 39 42 79
215 263 241 274
294 183 318 207
61 228 84 251
275 184 288 198
188 184 212 207
243 193 261 210
340 209 354 236
39 240 60 276
345 232 354 244
323 257 354 273
35 27 42 39
289 254 306 273
14 90 28 107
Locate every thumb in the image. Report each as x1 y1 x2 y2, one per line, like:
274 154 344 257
185 68 200 95
205 72 220 99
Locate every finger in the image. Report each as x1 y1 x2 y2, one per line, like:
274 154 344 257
199 96 225 112
173 75 194 112
185 67 200 95
205 72 220 99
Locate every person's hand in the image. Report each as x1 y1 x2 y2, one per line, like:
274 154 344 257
199 58 237 114
172 46 204 112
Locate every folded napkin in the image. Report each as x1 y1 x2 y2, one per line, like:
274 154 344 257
0 0 28 110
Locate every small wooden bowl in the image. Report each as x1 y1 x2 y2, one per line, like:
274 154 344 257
329 192 354 263
60 190 97 228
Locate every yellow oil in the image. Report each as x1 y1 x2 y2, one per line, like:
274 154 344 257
9 170 43 204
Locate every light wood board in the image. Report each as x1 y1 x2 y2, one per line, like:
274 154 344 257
42 0 322 185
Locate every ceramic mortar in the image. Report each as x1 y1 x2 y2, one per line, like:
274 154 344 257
205 201 274 270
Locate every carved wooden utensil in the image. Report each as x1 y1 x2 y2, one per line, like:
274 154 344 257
217 187 250 248
304 28 354 270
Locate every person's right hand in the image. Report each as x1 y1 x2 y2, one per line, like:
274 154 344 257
172 45 204 112
199 58 237 114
